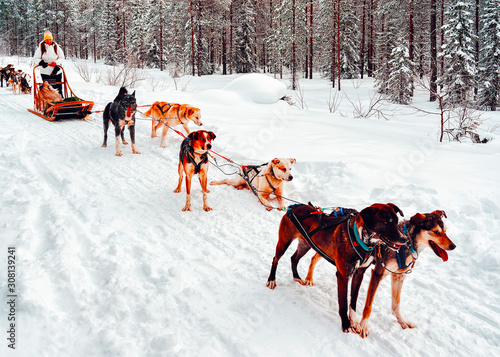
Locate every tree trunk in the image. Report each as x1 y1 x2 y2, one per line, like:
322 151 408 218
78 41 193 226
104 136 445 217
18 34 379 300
440 0 444 78
409 0 414 96
474 0 479 97
222 25 227 75
197 1 202 76
367 0 375 76
430 0 437 101
309 0 313 79
190 0 195 76
337 0 341 90
331 2 336 88
292 0 297 90
230 1 233 75
360 0 366 79
159 1 163 71
122 0 126 61
305 4 309 78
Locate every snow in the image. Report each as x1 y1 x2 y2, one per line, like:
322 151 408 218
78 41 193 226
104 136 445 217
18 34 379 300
221 73 287 104
1 56 500 357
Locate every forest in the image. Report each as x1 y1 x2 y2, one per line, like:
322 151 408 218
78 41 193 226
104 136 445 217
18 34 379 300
0 0 499 110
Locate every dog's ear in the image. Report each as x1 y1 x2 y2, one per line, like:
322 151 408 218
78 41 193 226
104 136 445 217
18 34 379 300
359 206 377 230
272 158 280 165
208 131 216 140
410 213 427 226
187 108 194 116
387 203 404 217
188 131 199 141
432 210 447 218
289 158 297 164
131 91 136 97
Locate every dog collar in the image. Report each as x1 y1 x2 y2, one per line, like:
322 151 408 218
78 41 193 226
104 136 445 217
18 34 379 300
353 221 374 252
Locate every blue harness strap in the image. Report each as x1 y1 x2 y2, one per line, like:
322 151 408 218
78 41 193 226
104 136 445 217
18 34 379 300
396 248 412 270
396 223 416 270
353 221 374 252
403 224 418 254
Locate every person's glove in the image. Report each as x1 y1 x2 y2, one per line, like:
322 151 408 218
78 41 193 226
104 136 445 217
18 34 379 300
39 60 48 68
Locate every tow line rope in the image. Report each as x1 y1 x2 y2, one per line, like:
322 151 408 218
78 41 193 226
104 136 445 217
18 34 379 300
91 104 152 114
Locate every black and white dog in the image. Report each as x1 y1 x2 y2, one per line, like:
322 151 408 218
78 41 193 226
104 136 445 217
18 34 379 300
102 87 141 156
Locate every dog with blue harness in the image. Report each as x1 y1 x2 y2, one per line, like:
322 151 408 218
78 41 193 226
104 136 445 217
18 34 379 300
266 202 407 333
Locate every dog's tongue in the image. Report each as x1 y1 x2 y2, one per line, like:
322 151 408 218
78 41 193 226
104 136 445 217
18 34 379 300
429 241 448 261
127 106 132 117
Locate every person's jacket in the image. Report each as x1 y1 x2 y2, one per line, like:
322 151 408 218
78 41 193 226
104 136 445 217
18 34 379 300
33 41 65 76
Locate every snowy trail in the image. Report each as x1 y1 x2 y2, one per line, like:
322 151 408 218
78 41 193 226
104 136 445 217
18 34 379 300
1 60 500 356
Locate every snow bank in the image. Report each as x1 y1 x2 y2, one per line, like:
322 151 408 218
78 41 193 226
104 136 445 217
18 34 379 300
222 73 287 104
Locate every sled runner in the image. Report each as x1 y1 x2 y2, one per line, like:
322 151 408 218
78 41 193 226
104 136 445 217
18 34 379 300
28 65 94 121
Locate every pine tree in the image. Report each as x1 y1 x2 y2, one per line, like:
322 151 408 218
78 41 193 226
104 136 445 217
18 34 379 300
438 0 477 106
374 0 401 95
387 41 414 104
233 0 257 73
478 0 500 110
316 0 359 84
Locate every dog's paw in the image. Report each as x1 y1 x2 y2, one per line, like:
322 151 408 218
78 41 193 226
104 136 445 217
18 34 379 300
182 205 191 212
303 279 315 286
359 320 370 338
266 280 277 289
122 141 129 145
173 188 181 193
115 152 122 157
265 206 273 211
151 133 157 138
132 150 141 154
160 144 167 148
203 205 213 212
294 278 306 285
398 319 417 329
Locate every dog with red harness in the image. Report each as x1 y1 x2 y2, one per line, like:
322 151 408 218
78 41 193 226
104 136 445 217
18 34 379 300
266 203 407 333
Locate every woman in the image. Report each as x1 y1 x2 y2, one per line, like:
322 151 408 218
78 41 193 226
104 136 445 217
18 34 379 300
33 30 65 96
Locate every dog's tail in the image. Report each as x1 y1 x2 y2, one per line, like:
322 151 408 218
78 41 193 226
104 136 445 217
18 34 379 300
144 101 158 117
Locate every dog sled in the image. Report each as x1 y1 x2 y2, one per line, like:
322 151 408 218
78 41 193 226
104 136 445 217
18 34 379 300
28 65 94 121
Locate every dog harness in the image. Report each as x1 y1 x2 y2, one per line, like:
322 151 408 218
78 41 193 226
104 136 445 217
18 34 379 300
156 103 186 123
379 222 418 274
287 204 362 266
241 163 268 197
179 138 207 174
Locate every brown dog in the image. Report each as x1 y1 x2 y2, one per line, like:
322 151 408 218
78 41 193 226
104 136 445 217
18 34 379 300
8 74 21 95
145 101 202 148
302 210 455 338
356 210 455 337
38 81 63 108
266 203 407 333
210 158 296 210
174 130 216 212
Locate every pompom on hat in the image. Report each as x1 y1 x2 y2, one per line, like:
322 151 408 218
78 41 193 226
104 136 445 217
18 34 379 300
43 31 53 41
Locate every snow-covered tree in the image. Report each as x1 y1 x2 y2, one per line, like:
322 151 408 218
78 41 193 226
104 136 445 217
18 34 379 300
374 0 402 95
477 0 500 110
316 0 359 84
438 0 477 106
233 0 257 73
386 41 414 104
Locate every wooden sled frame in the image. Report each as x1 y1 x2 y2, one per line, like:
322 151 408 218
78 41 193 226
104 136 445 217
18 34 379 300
28 64 94 121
